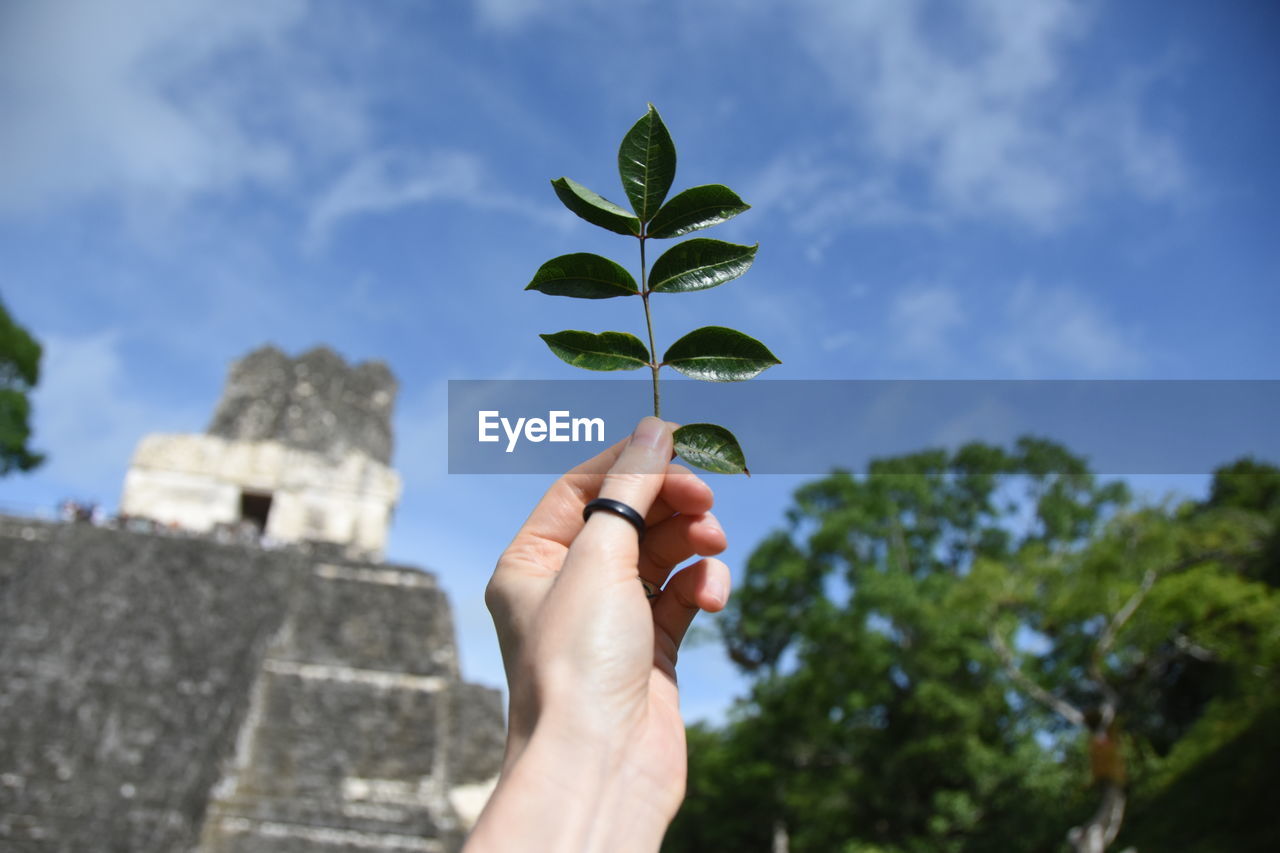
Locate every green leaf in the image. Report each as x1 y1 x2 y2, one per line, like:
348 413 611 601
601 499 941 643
525 253 638 299
618 104 676 223
663 326 780 381
649 239 758 293
674 423 749 475
648 185 750 239
551 177 641 236
539 330 650 371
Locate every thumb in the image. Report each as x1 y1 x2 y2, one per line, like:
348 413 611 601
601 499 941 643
562 416 673 586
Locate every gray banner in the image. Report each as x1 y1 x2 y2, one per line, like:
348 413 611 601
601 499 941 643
447 380 1279 474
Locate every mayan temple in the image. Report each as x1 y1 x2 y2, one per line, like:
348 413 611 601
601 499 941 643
0 346 505 852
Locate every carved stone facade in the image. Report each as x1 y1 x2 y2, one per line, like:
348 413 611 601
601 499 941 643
121 346 400 560
121 434 400 559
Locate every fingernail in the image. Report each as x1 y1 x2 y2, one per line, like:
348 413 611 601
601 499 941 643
706 578 727 607
629 416 667 449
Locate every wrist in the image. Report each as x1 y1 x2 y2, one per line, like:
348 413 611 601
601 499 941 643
467 712 673 853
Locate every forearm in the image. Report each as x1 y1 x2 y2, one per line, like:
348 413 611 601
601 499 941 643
464 714 672 853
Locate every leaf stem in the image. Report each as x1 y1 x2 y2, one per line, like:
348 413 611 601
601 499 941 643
639 233 660 417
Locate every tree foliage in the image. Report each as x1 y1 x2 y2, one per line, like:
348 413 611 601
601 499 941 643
0 298 44 476
666 440 1280 852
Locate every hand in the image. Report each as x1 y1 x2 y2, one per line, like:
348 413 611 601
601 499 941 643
466 417 731 852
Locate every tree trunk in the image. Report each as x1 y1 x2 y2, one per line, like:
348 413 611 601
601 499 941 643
771 818 790 853
1067 781 1126 853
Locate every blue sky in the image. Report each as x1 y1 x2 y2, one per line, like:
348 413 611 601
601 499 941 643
2 0 1277 723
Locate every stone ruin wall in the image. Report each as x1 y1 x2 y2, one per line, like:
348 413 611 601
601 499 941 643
0 515 504 852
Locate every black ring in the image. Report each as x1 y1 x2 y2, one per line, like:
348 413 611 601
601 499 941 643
583 498 646 541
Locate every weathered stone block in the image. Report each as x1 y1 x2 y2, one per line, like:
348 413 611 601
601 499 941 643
208 346 396 466
0 519 503 853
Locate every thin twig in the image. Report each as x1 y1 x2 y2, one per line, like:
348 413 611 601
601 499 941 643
989 626 1085 728
1091 568 1155 684
1090 550 1232 686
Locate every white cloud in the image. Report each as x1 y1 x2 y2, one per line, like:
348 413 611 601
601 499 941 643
989 281 1144 376
473 0 546 30
0 0 366 216
745 150 931 258
820 331 859 353
34 331 200 500
788 0 1186 228
1086 75 1189 201
883 280 1143 377
888 284 967 364
305 149 566 250
470 0 621 31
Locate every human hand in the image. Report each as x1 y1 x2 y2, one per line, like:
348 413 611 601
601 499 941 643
466 416 730 852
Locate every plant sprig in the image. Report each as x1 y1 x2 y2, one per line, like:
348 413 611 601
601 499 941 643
527 104 779 475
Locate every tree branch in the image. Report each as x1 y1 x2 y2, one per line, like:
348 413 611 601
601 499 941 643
1091 567 1157 686
989 626 1085 728
1067 782 1126 853
1090 550 1233 690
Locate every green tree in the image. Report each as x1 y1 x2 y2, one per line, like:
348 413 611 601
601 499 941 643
974 494 1277 851
1203 457 1280 587
0 297 45 475
665 441 1279 853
